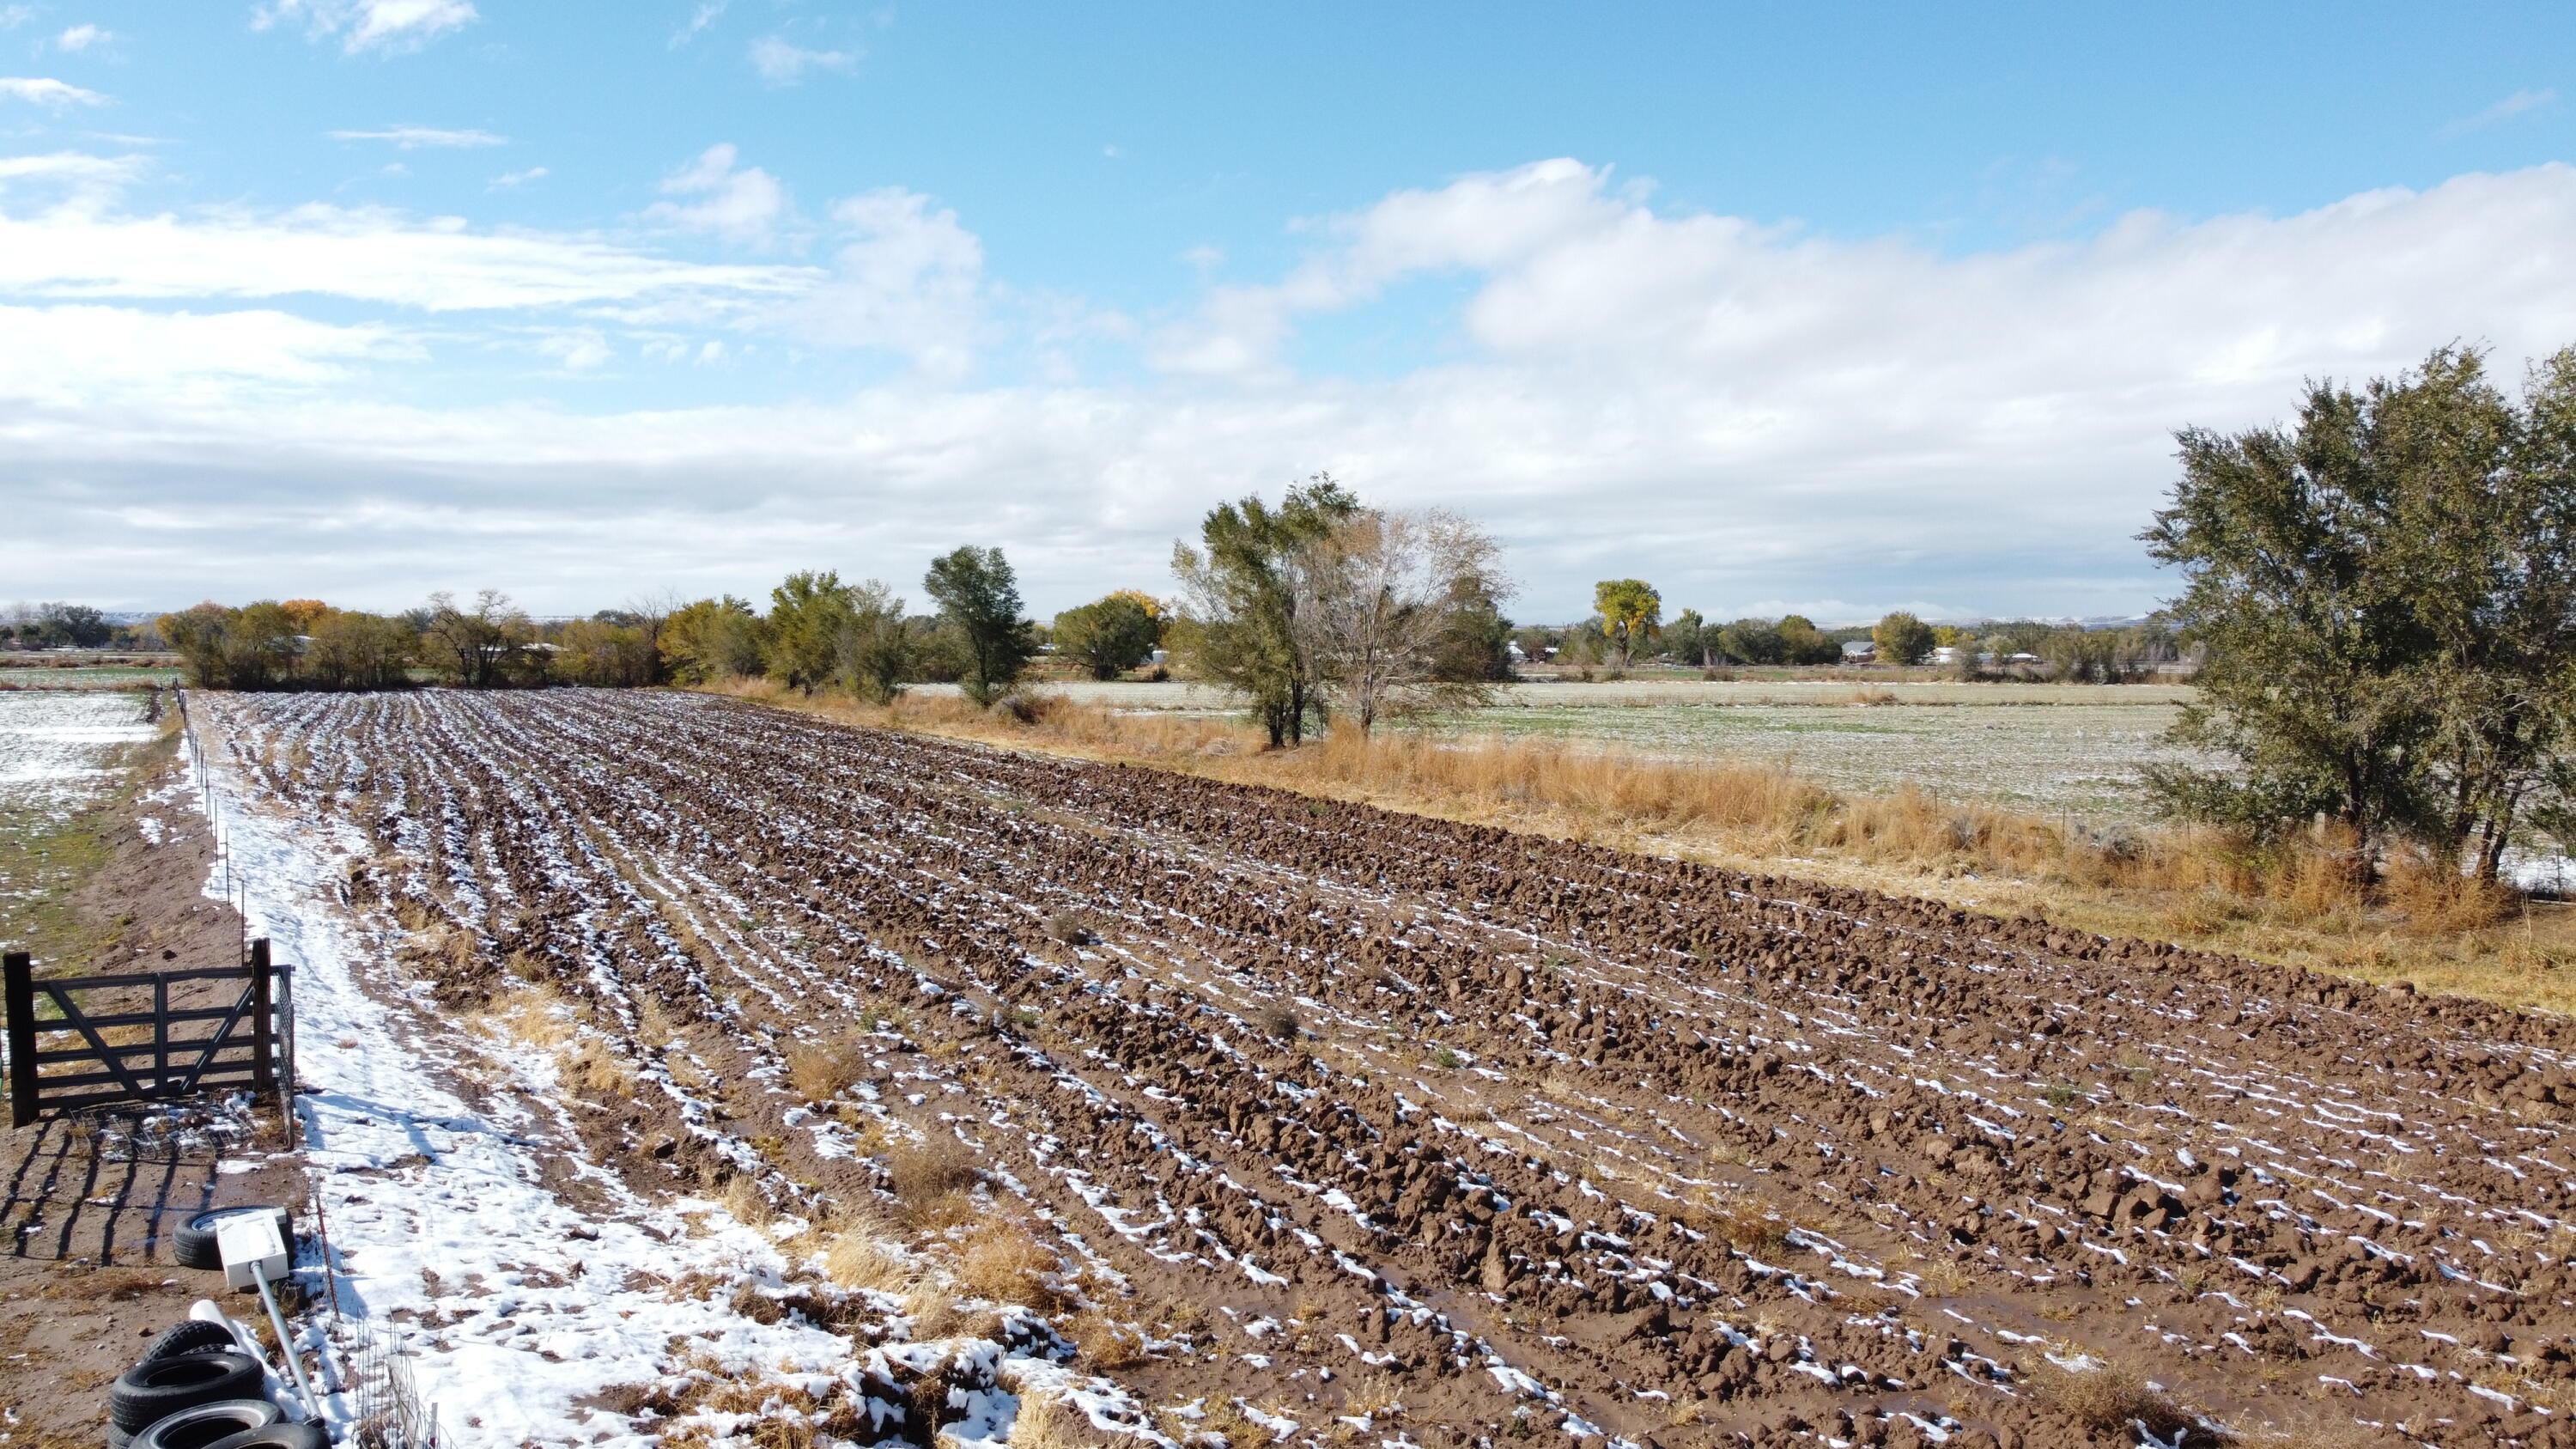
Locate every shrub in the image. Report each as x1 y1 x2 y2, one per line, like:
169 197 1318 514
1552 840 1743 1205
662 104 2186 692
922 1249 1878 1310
2030 1357 2187 1438
1250 1000 1300 1039
785 1037 871 1102
886 1135 980 1213
957 1216 1064 1308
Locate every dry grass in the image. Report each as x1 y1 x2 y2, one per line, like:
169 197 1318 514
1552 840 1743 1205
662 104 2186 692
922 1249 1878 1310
1249 999 1301 1040
720 1173 778 1230
1063 1309 1149 1369
1010 1390 1094 1449
823 1227 916 1294
783 1036 871 1103
1674 1189 1789 1257
956 1215 1065 1308
559 1036 635 1099
885 1134 981 1227
709 679 2576 1014
2029 1357 2187 1438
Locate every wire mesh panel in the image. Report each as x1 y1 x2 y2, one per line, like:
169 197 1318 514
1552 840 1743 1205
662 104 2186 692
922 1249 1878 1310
342 1324 444 1449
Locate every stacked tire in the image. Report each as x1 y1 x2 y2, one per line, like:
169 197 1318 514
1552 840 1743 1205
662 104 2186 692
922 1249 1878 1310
111 1204 320 1449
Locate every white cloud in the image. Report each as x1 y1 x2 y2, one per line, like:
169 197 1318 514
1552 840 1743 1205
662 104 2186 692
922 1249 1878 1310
10 157 2576 619
487 166 546 190
531 327 612 371
0 303 416 405
252 0 477 54
0 7 36 28
54 24 113 52
748 34 856 85
646 143 789 247
2444 88 2557 137
0 187 817 312
0 76 107 107
0 149 145 210
670 1 725 47
330 125 507 149
794 187 985 374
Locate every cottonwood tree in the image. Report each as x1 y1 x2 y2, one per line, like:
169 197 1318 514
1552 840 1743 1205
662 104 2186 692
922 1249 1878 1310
2145 343 2576 881
832 581 911 704
1053 593 1162 679
306 609 415 690
1593 580 1662 667
924 545 1037 707
767 571 861 695
1300 508 1513 734
422 590 531 689
1872 612 1935 667
661 596 768 684
1172 476 1358 746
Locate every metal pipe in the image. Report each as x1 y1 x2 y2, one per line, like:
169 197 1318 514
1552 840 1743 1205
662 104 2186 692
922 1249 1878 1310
251 1260 323 1425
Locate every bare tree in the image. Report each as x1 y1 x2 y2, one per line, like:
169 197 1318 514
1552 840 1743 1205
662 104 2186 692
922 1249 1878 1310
1300 508 1511 735
422 589 532 689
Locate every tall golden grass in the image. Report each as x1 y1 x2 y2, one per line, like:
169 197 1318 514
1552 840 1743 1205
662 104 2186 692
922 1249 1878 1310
703 680 2576 1011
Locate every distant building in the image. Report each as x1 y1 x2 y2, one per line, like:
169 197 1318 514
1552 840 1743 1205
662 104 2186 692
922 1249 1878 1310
1930 645 1959 665
1841 640 1876 661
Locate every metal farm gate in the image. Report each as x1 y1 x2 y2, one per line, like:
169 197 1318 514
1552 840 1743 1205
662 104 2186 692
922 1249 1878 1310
3 938 295 1128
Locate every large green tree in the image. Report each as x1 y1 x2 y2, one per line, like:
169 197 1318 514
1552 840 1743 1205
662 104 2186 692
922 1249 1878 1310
1871 612 1935 667
2144 344 2576 880
1592 579 1661 667
1172 475 1358 746
766 571 860 695
1053 594 1163 679
924 545 1037 707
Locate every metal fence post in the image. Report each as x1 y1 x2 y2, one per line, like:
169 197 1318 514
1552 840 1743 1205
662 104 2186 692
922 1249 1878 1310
248 939 274 1099
4 953 33 1129
275 963 296 1130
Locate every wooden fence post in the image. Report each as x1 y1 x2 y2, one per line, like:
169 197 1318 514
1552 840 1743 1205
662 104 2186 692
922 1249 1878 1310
4 953 33 1129
248 939 273 1099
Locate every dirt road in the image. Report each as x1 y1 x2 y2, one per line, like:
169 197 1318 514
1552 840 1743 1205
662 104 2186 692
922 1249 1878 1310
212 689 2576 1447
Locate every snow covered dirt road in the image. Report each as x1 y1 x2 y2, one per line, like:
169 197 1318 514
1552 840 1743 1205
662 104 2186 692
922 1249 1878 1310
201 689 2576 1449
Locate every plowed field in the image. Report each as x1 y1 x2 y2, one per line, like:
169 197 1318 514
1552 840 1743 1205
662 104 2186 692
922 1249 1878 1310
216 690 2576 1448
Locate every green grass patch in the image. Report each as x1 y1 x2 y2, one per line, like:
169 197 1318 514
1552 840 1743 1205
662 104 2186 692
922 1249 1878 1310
0 733 172 969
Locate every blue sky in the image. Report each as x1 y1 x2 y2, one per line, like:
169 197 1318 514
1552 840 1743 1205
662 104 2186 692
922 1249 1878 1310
6 2 2575 621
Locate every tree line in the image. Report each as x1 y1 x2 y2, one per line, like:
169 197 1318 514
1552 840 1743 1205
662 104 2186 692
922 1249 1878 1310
3 602 130 650
157 484 1514 743
157 548 1058 700
1514 588 2180 681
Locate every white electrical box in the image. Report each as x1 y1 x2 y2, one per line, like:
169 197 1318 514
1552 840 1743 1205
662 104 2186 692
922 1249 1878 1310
216 1209 289 1291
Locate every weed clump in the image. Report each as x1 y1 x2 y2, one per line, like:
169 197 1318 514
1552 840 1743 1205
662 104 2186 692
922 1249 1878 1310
784 1036 871 1102
957 1215 1065 1309
2030 1357 2188 1439
1250 1000 1301 1040
885 1135 980 1222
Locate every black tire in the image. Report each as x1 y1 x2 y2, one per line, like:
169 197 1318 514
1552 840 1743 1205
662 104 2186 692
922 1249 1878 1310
140 1319 241 1363
169 1206 289 1272
203 1427 327 1449
129 1403 282 1449
108 1422 132 1449
106 1352 265 1432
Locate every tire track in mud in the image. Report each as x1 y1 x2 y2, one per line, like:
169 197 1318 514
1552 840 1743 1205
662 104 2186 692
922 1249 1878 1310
218 691 2576 1449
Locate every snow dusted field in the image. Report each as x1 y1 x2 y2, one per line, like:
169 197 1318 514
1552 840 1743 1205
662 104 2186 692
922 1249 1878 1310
193 688 2576 1449
0 687 157 819
192 698 1135 1448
